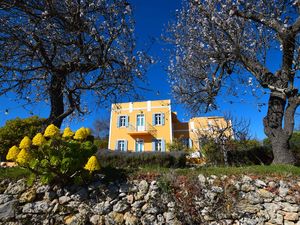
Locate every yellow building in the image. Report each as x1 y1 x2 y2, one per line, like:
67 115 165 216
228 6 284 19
108 99 232 152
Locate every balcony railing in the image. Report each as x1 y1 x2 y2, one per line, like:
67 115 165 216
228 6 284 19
127 123 157 136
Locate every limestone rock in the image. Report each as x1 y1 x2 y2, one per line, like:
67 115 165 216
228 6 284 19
0 200 17 220
19 188 36 203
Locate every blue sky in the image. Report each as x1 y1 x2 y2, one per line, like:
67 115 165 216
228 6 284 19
0 0 299 140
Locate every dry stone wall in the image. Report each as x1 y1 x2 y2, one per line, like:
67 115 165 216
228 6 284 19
0 174 299 224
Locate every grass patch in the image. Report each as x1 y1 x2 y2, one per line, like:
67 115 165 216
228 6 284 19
0 167 30 181
135 164 300 179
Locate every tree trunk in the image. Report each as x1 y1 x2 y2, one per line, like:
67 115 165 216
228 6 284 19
47 74 66 128
264 92 297 165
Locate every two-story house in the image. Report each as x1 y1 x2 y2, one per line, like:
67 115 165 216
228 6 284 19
108 99 232 152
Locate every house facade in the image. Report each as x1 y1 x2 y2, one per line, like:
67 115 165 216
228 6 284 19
108 99 232 152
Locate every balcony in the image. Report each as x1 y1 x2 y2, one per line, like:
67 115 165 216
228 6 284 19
127 123 157 136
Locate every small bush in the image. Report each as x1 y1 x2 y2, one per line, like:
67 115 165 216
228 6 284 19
7 125 99 184
228 146 273 166
0 116 45 161
95 149 186 168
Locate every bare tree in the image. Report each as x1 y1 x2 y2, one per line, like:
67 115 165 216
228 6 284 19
192 114 250 165
166 0 300 164
0 0 150 127
92 117 110 139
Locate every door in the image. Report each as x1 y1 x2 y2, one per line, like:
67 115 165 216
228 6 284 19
136 114 145 131
135 139 144 152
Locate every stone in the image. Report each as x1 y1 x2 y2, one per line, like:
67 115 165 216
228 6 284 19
44 191 56 201
142 203 159 214
241 183 254 192
0 194 13 204
36 185 50 194
138 180 149 194
71 188 88 201
119 183 130 193
198 174 206 185
141 213 156 225
164 212 176 222
22 201 49 214
211 186 223 193
279 187 289 197
113 200 129 213
255 179 267 188
131 200 145 208
257 189 274 199
167 202 176 208
0 200 17 220
246 192 263 204
107 212 124 224
126 194 134 204
268 181 277 189
241 175 253 183
59 196 71 204
284 212 299 221
94 201 112 214
19 188 36 203
89 215 101 225
284 222 295 225
280 202 299 212
124 212 138 225
4 179 26 195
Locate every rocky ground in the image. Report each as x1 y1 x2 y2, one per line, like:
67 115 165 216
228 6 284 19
0 174 300 224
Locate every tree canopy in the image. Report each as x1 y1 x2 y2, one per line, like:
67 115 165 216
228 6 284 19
166 0 300 164
0 0 150 127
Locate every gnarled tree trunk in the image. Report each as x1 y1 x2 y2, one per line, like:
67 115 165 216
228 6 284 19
47 74 66 128
264 92 298 164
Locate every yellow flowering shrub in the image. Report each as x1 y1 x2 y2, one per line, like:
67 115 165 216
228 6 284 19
19 136 31 149
6 145 20 161
74 127 90 140
32 133 46 146
44 124 60 137
62 127 74 138
16 149 31 166
84 156 100 173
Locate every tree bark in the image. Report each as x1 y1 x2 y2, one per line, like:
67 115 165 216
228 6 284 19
264 92 297 164
47 74 66 128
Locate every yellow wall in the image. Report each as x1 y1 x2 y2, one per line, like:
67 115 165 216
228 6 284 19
108 100 232 152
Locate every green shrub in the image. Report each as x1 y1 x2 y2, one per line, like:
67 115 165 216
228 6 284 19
167 137 191 152
94 138 108 149
95 150 186 168
0 116 45 161
7 125 99 184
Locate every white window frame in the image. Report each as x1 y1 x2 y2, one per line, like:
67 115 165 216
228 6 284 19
155 139 162 152
117 140 125 151
135 139 144 152
119 115 126 127
154 113 162 125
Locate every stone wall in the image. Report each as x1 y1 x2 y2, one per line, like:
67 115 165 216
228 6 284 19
0 174 299 224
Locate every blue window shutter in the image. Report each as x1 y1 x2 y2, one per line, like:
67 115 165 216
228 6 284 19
189 138 193 148
162 113 165 125
125 116 129 127
152 114 155 126
115 141 119 150
161 139 165 152
117 116 120 128
124 140 128 152
152 139 156 152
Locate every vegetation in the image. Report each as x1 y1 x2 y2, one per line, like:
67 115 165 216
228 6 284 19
0 116 45 161
6 124 99 184
96 150 187 169
0 167 30 182
166 0 300 165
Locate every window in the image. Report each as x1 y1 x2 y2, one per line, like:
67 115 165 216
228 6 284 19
117 115 128 127
117 140 126 151
153 113 165 126
152 139 165 152
155 139 162 151
120 116 126 127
